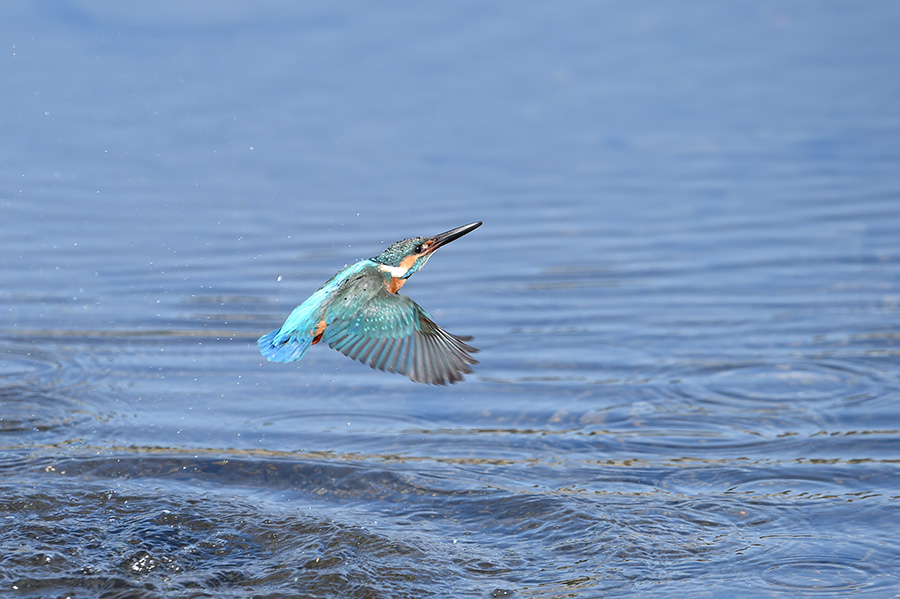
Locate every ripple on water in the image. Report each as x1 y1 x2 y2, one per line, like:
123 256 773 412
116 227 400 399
762 561 872 593
0 343 98 435
671 358 892 409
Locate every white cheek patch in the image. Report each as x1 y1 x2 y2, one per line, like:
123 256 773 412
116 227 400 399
377 264 409 278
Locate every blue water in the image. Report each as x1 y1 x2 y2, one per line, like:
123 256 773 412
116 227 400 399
2 2 900 597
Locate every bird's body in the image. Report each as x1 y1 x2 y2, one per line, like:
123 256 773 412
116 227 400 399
258 222 482 384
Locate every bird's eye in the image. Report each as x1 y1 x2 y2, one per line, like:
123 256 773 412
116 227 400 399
414 244 423 253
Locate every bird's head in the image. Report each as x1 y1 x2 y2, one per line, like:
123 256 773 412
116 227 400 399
373 221 482 279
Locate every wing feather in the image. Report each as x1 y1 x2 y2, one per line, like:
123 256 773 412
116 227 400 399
321 268 478 384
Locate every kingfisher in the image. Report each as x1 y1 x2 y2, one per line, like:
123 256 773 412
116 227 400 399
258 221 482 385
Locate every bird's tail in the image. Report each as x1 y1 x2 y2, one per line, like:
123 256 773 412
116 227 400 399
258 328 312 363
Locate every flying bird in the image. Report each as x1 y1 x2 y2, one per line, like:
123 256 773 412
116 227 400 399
258 222 482 384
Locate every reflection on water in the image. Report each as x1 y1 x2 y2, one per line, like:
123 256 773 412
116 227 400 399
3 0 900 597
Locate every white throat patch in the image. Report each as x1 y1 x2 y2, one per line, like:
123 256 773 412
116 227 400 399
377 264 409 278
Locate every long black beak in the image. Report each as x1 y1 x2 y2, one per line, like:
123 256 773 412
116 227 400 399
427 221 482 252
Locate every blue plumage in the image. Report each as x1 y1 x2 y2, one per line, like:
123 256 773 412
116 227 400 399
257 263 362 363
257 329 311 363
258 222 482 385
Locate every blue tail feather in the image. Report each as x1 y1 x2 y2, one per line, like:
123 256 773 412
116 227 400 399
258 328 312 363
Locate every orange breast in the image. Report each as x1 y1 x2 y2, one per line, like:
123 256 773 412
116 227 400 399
386 277 406 294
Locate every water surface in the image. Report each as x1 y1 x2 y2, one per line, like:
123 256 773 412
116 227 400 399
2 2 900 597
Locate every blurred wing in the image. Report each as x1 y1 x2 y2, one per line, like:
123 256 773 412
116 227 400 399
322 282 478 385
